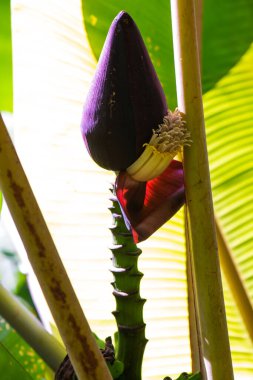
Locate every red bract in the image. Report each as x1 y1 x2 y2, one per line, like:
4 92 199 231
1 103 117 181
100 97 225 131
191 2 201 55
116 160 185 243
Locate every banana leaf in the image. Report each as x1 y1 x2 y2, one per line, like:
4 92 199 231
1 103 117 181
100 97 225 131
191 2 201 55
0 0 13 111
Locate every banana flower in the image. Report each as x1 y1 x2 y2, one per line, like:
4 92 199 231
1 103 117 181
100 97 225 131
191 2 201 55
81 11 190 242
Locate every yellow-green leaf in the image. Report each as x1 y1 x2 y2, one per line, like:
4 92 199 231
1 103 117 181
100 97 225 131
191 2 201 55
0 0 13 111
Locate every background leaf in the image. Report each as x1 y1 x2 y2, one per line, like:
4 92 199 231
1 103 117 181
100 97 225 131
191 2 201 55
0 316 53 379
204 42 253 375
0 249 53 378
0 248 37 313
202 0 253 92
0 0 13 111
0 342 33 380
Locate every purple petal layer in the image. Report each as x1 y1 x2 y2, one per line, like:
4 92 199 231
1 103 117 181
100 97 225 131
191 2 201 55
81 11 167 170
115 160 185 243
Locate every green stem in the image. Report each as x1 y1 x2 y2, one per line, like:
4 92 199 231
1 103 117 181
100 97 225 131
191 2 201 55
0 283 66 371
109 190 147 380
170 1 234 379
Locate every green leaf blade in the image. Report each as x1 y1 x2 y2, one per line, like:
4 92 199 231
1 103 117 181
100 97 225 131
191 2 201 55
0 0 13 111
205 43 253 377
0 316 54 379
0 342 34 380
202 0 253 93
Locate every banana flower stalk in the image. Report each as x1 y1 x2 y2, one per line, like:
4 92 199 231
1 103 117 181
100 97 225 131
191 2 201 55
80 11 191 379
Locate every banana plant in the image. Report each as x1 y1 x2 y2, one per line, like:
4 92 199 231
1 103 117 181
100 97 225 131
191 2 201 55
0 0 253 379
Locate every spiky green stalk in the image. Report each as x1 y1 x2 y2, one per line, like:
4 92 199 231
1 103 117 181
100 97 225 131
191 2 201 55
108 190 147 380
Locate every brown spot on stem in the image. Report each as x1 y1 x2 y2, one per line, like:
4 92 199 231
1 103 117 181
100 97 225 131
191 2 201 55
7 170 25 208
26 221 46 258
49 278 67 303
68 314 98 375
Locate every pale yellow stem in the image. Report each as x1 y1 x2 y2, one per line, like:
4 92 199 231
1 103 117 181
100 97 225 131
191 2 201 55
185 1 202 372
195 0 203 67
0 114 112 380
185 208 201 373
170 1 234 379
